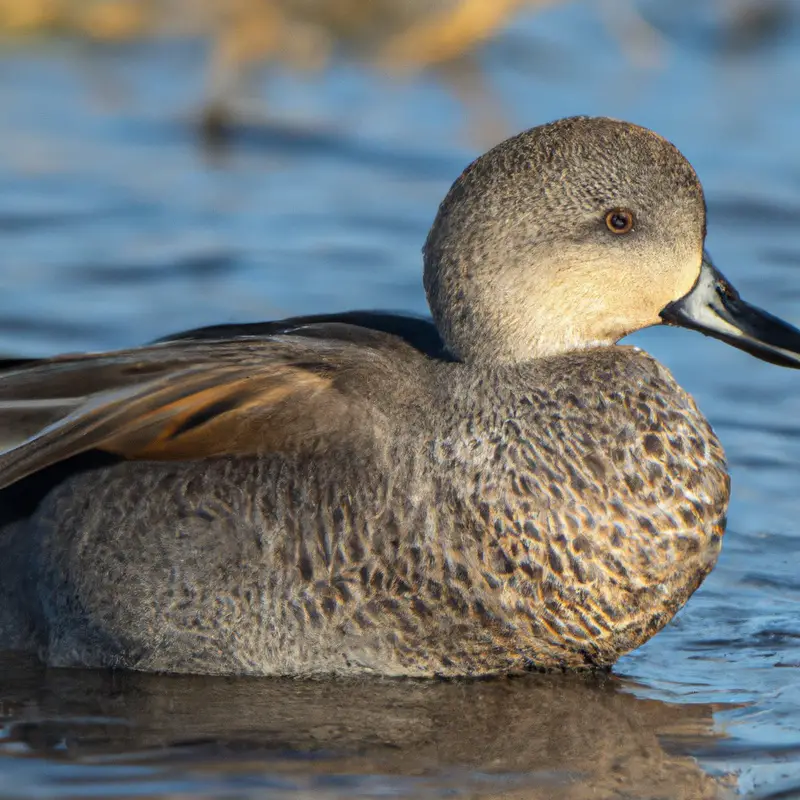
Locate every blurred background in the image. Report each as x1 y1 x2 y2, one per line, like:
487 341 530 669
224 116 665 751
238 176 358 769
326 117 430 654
3 1 800 798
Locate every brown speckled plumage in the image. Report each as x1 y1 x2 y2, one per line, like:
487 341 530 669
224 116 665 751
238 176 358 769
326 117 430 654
0 117 746 676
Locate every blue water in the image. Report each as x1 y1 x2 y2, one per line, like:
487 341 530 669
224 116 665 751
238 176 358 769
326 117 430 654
2 1 800 797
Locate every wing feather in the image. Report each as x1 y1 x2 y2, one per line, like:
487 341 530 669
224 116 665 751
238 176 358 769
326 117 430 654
0 320 436 491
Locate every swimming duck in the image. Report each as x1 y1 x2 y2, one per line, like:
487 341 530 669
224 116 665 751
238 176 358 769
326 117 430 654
2 116 799 677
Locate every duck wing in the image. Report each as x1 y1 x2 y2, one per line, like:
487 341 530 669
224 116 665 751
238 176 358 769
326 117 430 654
0 314 444 491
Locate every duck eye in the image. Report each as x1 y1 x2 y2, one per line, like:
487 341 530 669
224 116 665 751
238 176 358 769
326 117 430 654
605 209 634 235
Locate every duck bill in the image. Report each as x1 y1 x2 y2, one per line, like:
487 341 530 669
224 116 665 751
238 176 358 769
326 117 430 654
659 253 800 368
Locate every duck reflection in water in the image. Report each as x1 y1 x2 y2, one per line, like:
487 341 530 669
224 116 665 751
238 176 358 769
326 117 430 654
0 653 732 799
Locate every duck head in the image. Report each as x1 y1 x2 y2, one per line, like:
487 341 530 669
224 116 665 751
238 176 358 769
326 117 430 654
423 115 800 367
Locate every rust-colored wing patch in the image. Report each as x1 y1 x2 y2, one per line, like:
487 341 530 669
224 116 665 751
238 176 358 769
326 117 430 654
100 368 330 460
0 345 339 490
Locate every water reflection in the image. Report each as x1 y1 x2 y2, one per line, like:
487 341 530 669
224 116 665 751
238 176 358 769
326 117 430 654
0 654 732 798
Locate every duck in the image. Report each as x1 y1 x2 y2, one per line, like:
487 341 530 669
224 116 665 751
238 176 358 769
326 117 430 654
2 116 799 678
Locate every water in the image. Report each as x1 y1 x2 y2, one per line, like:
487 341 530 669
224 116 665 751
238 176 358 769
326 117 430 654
2 0 800 796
